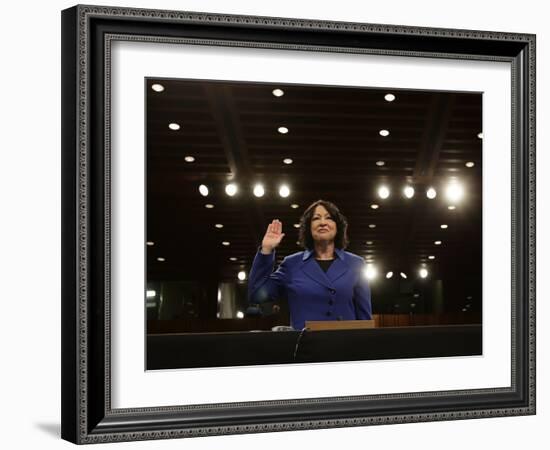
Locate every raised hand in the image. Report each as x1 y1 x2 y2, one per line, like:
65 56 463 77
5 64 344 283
261 219 285 254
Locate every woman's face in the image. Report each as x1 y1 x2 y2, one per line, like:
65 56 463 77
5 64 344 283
310 205 337 244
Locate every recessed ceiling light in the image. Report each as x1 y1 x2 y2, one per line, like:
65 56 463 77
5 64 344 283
448 205 456 210
368 224 376 229
434 240 442 245
371 204 379 209
293 223 300 228
428 255 435 260
290 204 299 209
237 271 247 281
229 257 237 261
378 185 390 199
225 183 238 197
376 161 386 167
146 241 155 246
215 224 224 229
205 204 214 209
403 186 415 199
151 83 164 92
440 224 448 229
272 88 284 97
236 311 244 319
168 123 180 131
364 264 377 280
379 129 390 137
477 132 483 139
384 93 396 102
465 161 475 168
366 241 373 245
184 156 195 163
279 184 290 198
386 271 393 279
222 241 230 246
278 126 289 134
445 181 464 203
400 272 407 279
146 290 157 298
198 184 209 197
426 187 437 199
419 268 429 278
253 183 265 197
157 257 165 262
283 158 293 164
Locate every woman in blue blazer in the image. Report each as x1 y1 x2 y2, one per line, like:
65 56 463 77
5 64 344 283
248 200 372 330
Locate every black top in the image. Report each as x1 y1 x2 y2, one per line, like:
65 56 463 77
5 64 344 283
316 258 335 272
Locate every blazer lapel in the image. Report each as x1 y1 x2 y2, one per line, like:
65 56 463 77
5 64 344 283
326 254 349 283
300 251 332 288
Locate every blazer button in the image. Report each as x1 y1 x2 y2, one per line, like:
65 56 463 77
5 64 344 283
329 288 336 295
326 311 332 317
328 299 334 306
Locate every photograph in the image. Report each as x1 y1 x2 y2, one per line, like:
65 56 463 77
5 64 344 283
145 78 483 369
59 4 535 444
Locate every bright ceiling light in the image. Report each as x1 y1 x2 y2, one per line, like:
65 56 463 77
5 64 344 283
146 290 156 298
146 241 154 246
205 204 214 209
366 241 373 245
157 257 165 262
198 184 209 197
168 123 180 131
376 160 386 167
378 185 390 199
419 268 428 278
151 83 164 92
184 156 195 163
279 184 290 198
225 183 238 197
428 255 435 260
448 205 456 210
237 271 247 281
426 187 437 199
283 158 293 164
253 183 265 197
278 126 289 134
371 204 379 209
290 204 299 209
364 264 377 280
434 240 442 245
440 224 448 229
384 93 396 102
293 223 300 228
445 181 464 203
222 241 230 246
236 311 244 319
403 186 415 199
229 257 237 261
368 224 376 229
272 88 284 97
477 132 483 139
215 224 224 229
379 129 390 137
400 272 407 279
465 161 475 168
386 271 393 279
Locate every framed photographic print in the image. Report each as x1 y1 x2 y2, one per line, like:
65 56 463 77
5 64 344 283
61 4 536 444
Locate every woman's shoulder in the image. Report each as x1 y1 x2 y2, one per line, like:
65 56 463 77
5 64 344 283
341 250 366 265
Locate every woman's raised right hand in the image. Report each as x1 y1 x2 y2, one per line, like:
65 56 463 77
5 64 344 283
261 219 285 254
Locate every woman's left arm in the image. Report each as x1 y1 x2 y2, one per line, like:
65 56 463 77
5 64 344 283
353 260 373 319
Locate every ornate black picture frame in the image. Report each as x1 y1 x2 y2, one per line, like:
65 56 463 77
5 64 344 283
61 4 536 444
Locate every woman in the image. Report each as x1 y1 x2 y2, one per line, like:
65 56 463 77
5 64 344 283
248 200 372 330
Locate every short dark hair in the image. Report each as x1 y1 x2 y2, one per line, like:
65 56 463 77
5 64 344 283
298 200 349 250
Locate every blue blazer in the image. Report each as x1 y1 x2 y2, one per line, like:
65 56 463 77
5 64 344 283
248 248 372 330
